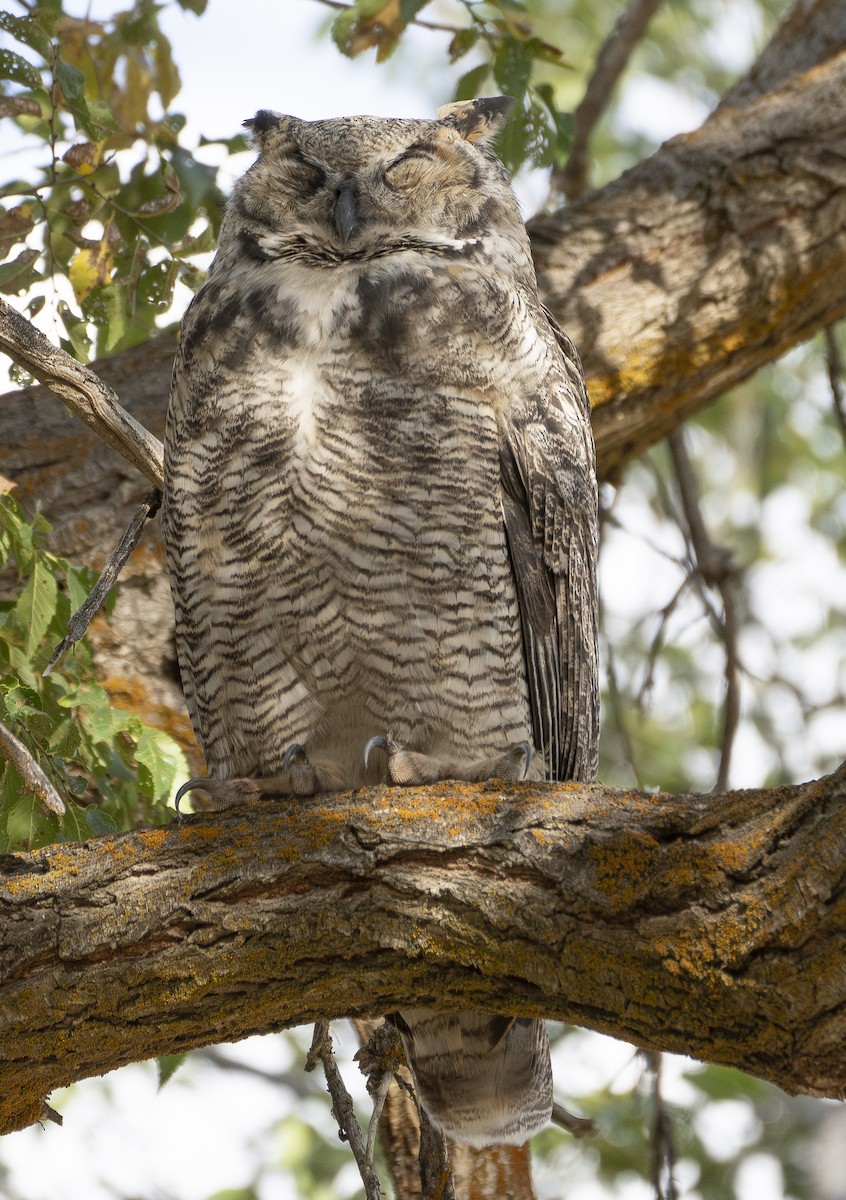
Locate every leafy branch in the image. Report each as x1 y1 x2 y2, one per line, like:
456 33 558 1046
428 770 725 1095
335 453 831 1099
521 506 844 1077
316 0 575 172
0 490 185 851
0 0 227 362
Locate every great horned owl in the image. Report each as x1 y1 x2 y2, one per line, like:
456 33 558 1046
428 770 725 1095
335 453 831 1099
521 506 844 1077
162 98 598 1149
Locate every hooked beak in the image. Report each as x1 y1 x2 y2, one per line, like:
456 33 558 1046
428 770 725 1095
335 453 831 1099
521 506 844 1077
334 181 361 243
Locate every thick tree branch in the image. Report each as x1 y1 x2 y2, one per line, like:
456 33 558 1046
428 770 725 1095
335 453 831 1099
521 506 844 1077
531 48 846 477
718 0 846 109
2 765 845 1136
0 296 163 489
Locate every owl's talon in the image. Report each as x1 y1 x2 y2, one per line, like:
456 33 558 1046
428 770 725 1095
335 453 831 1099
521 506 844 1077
282 742 309 770
364 734 391 770
174 775 263 812
174 777 212 814
363 736 536 786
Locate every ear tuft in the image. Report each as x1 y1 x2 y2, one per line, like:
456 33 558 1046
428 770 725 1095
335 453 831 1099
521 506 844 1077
436 96 514 144
243 110 295 152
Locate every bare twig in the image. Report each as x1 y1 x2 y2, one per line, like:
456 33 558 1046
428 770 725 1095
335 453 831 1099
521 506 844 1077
365 1071 393 1167
556 0 665 200
194 1047 315 1098
38 1100 62 1127
418 1108 456 1200
824 325 846 443
644 1052 678 1200
714 584 741 794
306 1021 383 1200
0 720 65 815
551 1101 597 1138
44 489 162 676
353 1020 410 1170
669 434 733 585
637 575 692 708
0 296 163 489
354 1019 455 1198
668 430 741 793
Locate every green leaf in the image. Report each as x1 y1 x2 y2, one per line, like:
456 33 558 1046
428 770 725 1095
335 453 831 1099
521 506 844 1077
0 249 40 296
0 47 42 88
198 131 250 155
331 8 358 56
15 557 58 657
79 98 115 137
454 63 490 102
85 807 117 836
156 1053 186 1088
493 37 533 101
64 772 88 796
98 281 128 354
48 718 81 759
82 701 130 743
134 725 185 799
154 35 181 108
170 146 218 209
64 566 92 613
0 11 52 58
138 258 179 313
2 682 43 723
399 0 429 21
448 27 478 63
4 790 59 851
31 4 58 37
58 301 91 362
533 83 574 167
54 57 85 100
176 0 207 12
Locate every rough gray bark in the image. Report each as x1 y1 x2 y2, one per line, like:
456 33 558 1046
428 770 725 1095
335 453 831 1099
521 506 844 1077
2 764 845 1137
0 298 163 488
718 0 846 109
530 47 846 478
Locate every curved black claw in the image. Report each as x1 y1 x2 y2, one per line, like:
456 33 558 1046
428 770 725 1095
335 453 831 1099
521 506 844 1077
363 735 390 771
282 742 308 771
518 741 533 780
174 777 212 815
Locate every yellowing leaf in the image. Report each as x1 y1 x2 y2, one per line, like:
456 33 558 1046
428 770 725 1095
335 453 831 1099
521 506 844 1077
62 141 100 175
68 238 115 302
335 0 405 60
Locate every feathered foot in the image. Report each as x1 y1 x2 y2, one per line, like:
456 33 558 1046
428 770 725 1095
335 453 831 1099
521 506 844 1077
175 744 343 812
364 734 532 786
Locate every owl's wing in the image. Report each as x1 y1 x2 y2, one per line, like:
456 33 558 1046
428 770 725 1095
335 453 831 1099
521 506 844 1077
499 306 599 783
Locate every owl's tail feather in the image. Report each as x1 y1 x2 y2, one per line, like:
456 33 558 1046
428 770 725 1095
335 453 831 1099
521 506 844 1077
392 1009 553 1148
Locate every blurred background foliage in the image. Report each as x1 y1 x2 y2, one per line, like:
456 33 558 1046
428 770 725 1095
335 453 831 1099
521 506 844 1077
1 1 845 1198
0 490 184 848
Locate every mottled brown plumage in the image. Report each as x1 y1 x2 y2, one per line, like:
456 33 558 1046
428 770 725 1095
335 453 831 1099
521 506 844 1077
162 98 598 1148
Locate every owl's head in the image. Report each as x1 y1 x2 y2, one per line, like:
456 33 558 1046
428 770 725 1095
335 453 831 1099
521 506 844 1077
227 98 530 273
